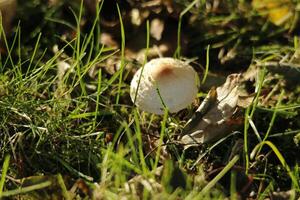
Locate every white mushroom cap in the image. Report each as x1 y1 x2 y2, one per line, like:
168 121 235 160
130 57 198 114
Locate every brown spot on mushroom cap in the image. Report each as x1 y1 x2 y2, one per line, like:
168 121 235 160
151 64 174 79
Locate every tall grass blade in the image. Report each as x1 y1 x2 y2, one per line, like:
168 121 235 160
263 90 284 141
57 173 70 200
200 155 239 195
153 109 168 169
26 33 42 76
175 0 200 58
0 181 52 198
0 155 10 196
133 20 150 104
93 69 102 129
116 3 126 105
201 44 210 85
134 109 148 173
250 141 300 190
244 107 250 174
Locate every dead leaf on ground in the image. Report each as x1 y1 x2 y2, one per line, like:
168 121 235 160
180 73 254 149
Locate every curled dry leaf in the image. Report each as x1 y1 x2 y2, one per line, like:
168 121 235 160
180 73 254 149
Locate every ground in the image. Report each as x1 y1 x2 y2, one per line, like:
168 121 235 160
0 0 300 199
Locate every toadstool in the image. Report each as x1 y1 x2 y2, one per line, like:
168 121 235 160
130 57 199 114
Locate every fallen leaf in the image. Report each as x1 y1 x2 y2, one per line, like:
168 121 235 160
180 73 254 148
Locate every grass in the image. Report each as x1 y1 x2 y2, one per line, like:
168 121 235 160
115 3 125 105
200 155 240 196
0 0 300 199
0 155 10 196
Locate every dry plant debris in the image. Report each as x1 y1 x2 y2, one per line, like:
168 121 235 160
180 73 254 148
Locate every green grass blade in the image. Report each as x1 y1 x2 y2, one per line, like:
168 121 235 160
175 15 183 58
52 155 93 181
153 109 168 170
201 44 210 85
254 90 285 158
93 69 102 129
250 67 266 118
133 20 150 104
1 20 16 71
124 121 140 167
116 3 126 105
134 110 148 173
200 155 239 195
0 181 52 198
26 32 42 76
57 174 70 200
0 155 10 196
263 90 284 141
257 181 274 200
250 141 300 190
80 0 103 56
230 170 237 200
175 0 200 58
244 67 267 174
70 0 87 96
268 130 300 138
103 149 142 175
244 107 251 174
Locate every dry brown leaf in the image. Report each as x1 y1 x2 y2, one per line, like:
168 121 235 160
180 73 254 149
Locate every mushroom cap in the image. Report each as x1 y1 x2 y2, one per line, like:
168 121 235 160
130 57 198 114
